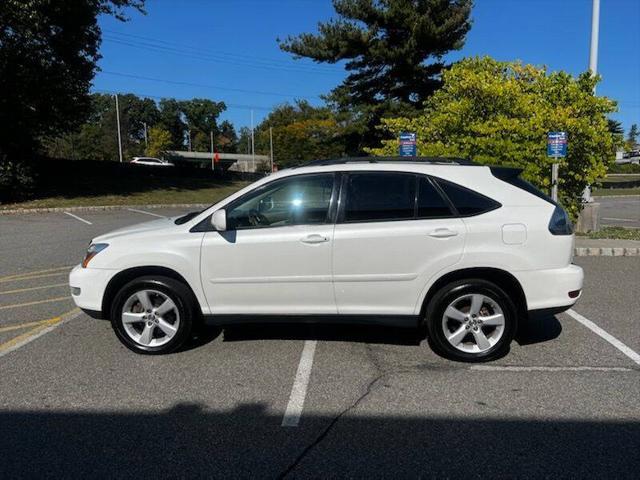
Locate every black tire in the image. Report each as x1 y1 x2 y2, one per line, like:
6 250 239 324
425 279 517 362
110 275 195 355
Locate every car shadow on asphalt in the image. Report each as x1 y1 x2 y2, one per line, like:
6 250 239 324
0 402 637 478
221 323 424 346
515 314 563 346
217 314 563 349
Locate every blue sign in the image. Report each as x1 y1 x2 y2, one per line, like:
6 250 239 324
547 131 567 158
399 132 417 157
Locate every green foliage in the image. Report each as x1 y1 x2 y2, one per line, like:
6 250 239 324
609 163 640 174
579 226 640 241
0 0 144 157
0 0 144 201
145 127 172 158
42 93 233 162
370 57 618 218
218 121 239 153
0 156 35 203
254 101 348 167
279 0 472 149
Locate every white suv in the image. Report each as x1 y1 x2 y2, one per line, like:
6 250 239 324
69 158 583 362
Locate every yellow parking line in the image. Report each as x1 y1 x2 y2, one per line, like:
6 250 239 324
0 271 69 284
0 317 62 353
0 317 56 333
0 296 70 311
0 283 68 295
0 308 80 356
0 266 73 282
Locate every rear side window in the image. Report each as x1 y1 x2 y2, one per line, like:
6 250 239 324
417 177 453 218
344 173 415 222
434 179 501 216
490 167 556 205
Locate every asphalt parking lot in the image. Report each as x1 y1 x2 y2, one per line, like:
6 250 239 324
0 207 639 478
597 195 640 228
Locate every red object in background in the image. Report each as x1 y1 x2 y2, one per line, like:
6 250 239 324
214 151 220 163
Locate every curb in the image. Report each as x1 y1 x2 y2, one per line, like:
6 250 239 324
574 247 639 257
0 203 209 215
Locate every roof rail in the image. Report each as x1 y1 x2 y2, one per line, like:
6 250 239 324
292 156 476 168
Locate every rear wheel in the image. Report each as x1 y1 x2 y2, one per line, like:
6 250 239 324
425 279 517 362
110 276 195 354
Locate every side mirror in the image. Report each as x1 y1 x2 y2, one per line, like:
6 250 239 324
211 209 227 231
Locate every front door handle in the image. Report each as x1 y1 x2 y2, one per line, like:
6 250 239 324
301 234 329 244
428 228 458 238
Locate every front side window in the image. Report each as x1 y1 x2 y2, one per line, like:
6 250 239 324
226 174 334 229
343 173 415 222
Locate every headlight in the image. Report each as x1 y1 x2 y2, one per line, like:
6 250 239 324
82 243 109 268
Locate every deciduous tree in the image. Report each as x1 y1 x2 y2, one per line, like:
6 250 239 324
370 57 617 218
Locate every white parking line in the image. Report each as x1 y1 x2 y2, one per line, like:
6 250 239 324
601 217 636 222
127 208 166 218
282 340 317 427
64 212 92 225
471 365 633 372
566 309 640 366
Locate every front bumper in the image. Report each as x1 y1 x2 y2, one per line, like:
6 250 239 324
513 264 584 312
69 264 118 314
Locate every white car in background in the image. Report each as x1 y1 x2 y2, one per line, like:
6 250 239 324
130 157 174 167
69 157 583 362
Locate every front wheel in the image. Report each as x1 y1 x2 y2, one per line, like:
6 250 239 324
110 276 195 354
425 279 517 362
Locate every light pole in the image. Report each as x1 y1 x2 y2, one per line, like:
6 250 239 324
583 0 600 203
589 0 600 81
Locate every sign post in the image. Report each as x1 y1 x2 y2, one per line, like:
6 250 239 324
547 131 567 202
399 132 417 157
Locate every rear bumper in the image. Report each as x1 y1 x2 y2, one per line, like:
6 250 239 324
69 264 118 315
514 264 584 313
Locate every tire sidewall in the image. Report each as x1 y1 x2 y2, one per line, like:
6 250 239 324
110 276 194 354
426 279 517 362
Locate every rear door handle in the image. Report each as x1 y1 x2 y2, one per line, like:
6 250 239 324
301 234 329 244
428 228 458 238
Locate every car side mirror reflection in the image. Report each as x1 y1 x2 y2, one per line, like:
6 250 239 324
211 209 227 231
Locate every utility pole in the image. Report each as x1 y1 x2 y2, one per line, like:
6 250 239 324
250 110 255 171
188 130 192 152
143 122 148 148
269 126 274 173
214 130 216 170
115 94 123 163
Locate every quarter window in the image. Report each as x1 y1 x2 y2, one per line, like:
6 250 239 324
434 179 500 216
226 174 334 229
417 177 453 218
344 173 415 222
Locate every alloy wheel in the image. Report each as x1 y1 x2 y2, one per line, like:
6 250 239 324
121 289 180 347
441 293 505 354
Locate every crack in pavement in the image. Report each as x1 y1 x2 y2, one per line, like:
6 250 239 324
275 342 639 478
276 344 406 479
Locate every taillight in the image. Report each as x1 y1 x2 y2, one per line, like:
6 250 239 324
548 206 573 235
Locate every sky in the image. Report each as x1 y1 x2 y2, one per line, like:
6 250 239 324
95 0 640 132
